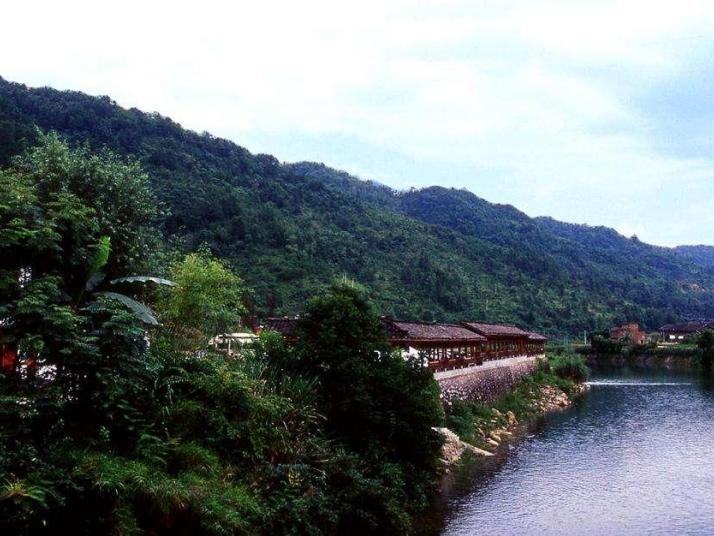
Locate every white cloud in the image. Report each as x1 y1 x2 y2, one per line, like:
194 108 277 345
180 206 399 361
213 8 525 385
2 0 714 246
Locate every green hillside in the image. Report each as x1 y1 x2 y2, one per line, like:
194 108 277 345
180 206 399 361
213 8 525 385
674 245 714 270
1 76 712 335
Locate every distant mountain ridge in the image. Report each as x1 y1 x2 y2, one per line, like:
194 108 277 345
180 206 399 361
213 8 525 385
673 245 714 270
1 76 713 335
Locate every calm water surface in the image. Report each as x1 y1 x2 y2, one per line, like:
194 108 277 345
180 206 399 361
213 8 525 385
439 369 714 535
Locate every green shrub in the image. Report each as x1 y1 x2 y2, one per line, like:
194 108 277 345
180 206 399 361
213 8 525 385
548 354 589 383
445 400 492 442
590 334 624 354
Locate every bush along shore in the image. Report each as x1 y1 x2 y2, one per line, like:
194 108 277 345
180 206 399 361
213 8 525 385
436 354 590 468
575 337 712 371
578 330 714 372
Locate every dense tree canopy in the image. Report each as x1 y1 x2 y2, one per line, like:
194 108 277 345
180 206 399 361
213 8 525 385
2 76 713 336
292 282 443 533
0 138 445 535
0 132 158 427
0 134 168 532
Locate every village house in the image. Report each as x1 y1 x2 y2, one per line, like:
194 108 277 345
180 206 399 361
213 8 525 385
659 320 714 343
461 322 533 358
261 315 548 373
262 317 300 344
609 323 648 345
382 318 547 372
380 318 487 371
209 332 258 357
526 331 549 353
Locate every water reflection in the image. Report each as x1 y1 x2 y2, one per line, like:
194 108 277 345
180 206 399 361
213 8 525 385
437 369 714 536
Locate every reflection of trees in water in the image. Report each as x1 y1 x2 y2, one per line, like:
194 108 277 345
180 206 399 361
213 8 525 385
698 374 714 393
427 415 549 535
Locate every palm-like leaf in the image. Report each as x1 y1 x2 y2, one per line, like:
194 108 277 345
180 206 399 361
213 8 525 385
95 291 159 325
110 276 176 287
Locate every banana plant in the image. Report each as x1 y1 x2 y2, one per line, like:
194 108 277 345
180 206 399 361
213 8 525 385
83 236 175 326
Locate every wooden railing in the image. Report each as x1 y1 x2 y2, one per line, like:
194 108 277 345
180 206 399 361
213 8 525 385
426 354 484 371
427 347 545 372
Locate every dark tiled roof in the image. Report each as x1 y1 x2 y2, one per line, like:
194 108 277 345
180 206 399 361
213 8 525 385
660 321 714 334
382 319 486 341
462 322 530 338
265 317 298 337
526 331 548 342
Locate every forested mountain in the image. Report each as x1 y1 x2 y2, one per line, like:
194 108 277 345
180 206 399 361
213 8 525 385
1 76 712 335
674 245 714 270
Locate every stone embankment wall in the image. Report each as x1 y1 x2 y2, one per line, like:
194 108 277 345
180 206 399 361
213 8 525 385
434 355 542 404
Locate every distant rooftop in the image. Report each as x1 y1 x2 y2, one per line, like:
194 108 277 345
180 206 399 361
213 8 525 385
382 319 486 341
660 320 714 334
462 322 531 338
265 317 298 337
526 331 548 342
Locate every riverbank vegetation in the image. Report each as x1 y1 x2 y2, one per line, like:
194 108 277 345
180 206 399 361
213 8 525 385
549 353 590 383
445 355 588 452
0 136 444 535
575 335 702 361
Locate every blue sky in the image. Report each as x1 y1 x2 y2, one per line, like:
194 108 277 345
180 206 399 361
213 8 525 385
3 0 714 246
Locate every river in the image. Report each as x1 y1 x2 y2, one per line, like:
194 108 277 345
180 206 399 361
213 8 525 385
435 368 714 535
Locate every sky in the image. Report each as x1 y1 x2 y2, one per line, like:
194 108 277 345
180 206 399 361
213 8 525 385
2 0 714 246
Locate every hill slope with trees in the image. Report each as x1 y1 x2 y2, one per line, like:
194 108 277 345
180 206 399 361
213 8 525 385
673 245 714 270
1 76 713 335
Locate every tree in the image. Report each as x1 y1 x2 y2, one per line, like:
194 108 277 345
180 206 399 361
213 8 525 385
0 131 159 401
0 136 324 535
293 280 444 534
698 330 714 373
156 248 246 352
0 133 166 532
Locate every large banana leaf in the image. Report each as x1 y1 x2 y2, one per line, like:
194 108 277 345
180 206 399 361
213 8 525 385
95 291 159 325
110 276 176 287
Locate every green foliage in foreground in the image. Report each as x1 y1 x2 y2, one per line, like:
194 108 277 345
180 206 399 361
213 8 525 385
291 281 445 533
0 138 445 535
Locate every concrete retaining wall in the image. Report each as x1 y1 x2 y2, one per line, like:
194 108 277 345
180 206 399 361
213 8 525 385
434 354 542 405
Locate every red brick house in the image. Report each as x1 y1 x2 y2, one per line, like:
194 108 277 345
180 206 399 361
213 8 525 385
609 323 647 345
262 317 300 344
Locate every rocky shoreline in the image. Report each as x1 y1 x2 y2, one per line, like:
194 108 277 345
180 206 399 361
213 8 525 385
435 382 589 470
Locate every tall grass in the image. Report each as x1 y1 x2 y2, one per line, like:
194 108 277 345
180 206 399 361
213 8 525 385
548 353 589 383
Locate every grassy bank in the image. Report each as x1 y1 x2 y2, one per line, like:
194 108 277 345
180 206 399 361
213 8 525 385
445 355 588 452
